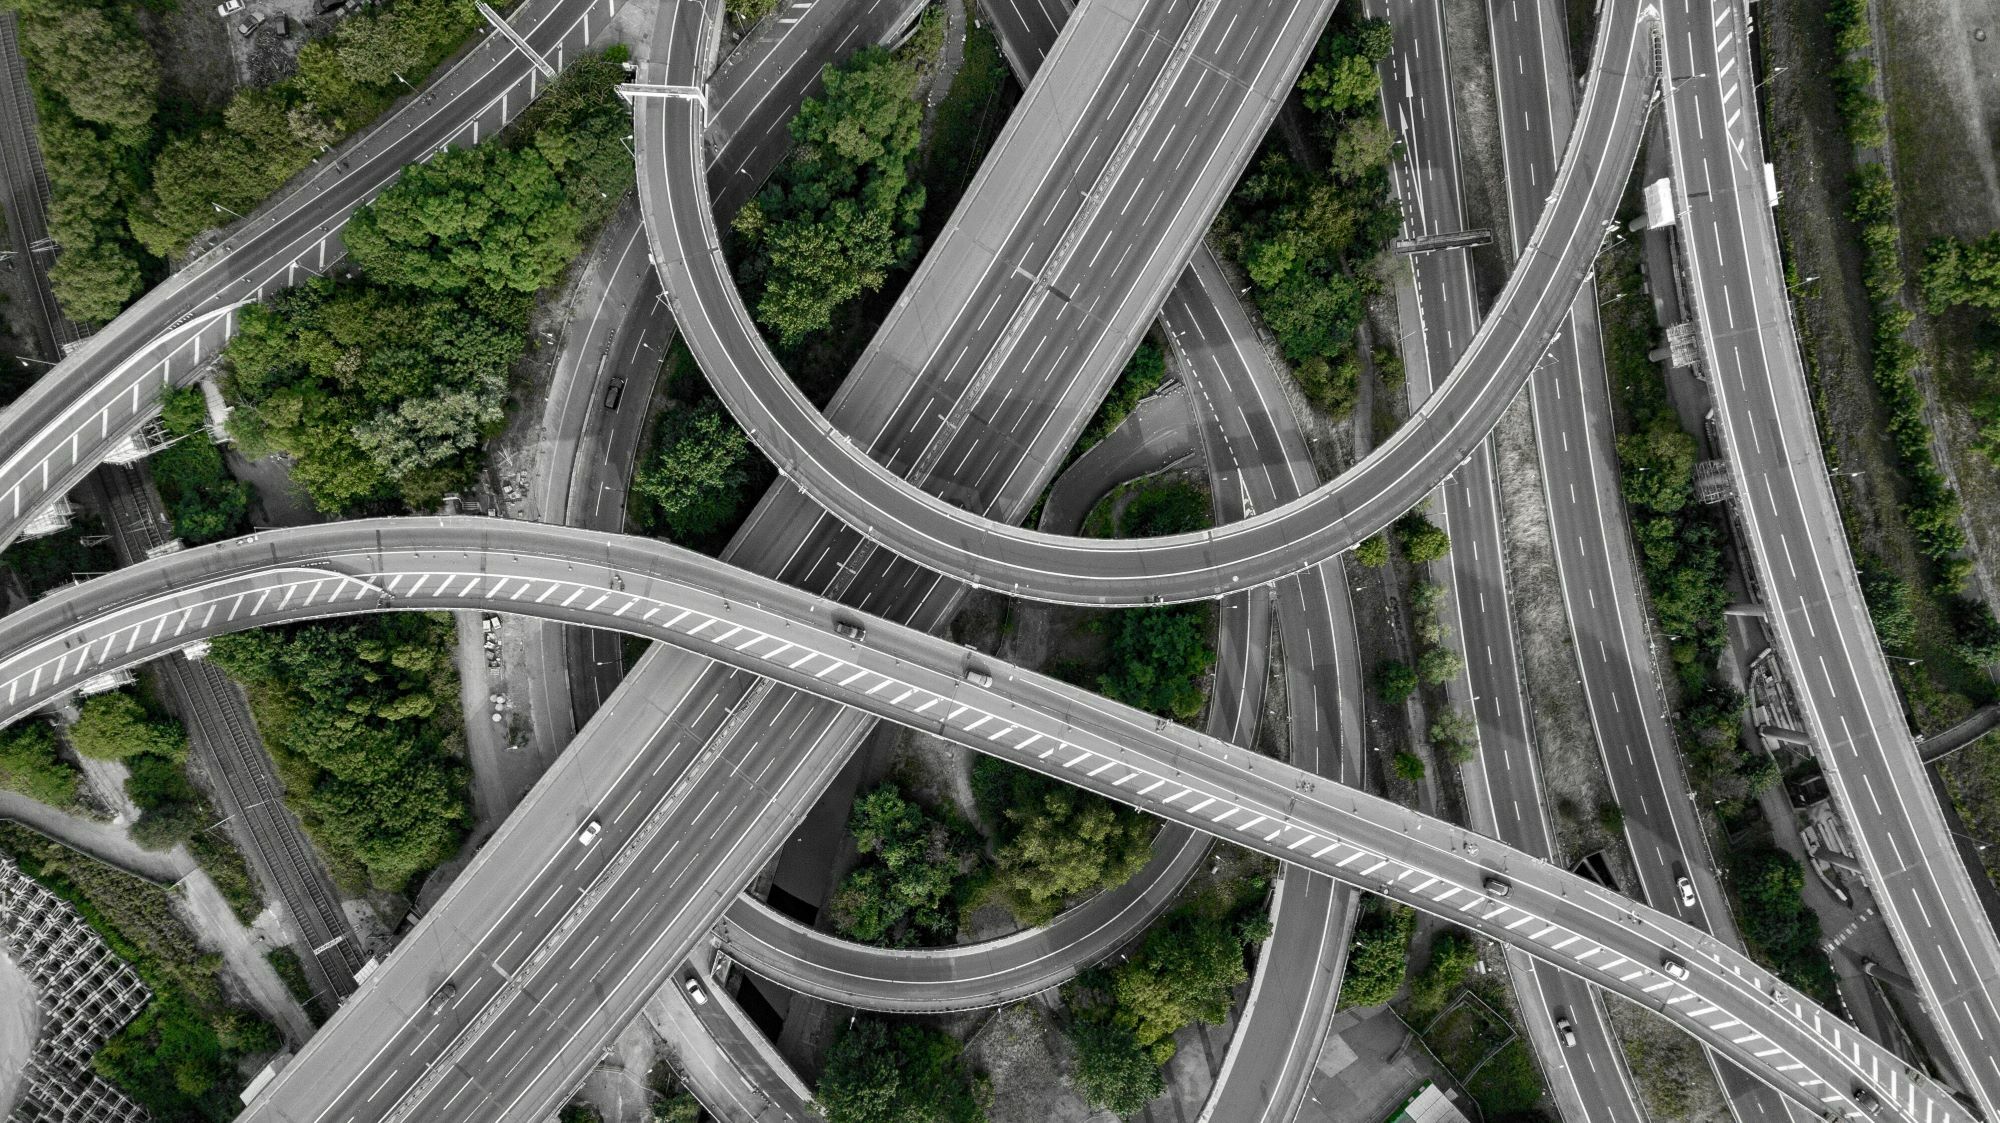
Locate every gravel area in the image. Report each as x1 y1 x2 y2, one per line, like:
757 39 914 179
1605 997 1730 1123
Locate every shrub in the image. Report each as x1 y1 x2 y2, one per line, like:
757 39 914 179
828 784 981 945
1340 899 1414 1007
1097 606 1216 721
634 401 758 546
1415 646 1464 687
973 758 1152 926
1394 511 1450 565
1376 660 1418 704
1067 1022 1162 1118
1391 751 1425 782
1428 708 1478 766
0 722 81 807
68 692 185 762
814 1019 985 1123
1354 533 1390 567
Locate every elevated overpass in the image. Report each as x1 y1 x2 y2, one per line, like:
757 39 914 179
0 517 1974 1123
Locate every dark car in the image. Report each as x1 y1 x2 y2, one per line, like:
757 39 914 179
603 377 626 411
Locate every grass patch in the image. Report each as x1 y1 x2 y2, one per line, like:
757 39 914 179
265 946 326 1025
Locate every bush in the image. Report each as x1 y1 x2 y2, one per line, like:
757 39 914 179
634 400 759 546
151 388 250 546
1103 906 1254 1062
1218 11 1399 408
0 722 81 807
814 1019 986 1123
733 47 926 346
1073 342 1166 457
1428 708 1478 766
1391 750 1425 783
1857 555 1918 651
1405 929 1477 1021
1376 660 1418 704
69 691 185 762
1116 479 1210 538
1415 646 1463 687
1340 899 1414 1007
1 516 115 595
1733 847 1839 1005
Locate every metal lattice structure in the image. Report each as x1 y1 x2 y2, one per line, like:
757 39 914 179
0 855 151 1122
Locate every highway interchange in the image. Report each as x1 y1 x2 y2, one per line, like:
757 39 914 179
0 0 1996 1116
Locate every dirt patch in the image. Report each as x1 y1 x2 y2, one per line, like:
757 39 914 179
1492 394 1634 879
143 1 238 111
1604 996 1729 1123
967 1003 1102 1123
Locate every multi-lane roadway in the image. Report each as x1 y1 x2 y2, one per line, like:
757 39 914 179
0 517 1972 1123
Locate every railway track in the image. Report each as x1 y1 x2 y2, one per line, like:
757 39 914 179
93 464 362 1006
0 12 80 353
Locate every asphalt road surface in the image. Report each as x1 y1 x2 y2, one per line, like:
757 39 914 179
0 517 1963 1123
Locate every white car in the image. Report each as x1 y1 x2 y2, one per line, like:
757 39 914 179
575 819 602 846
1552 1013 1576 1048
683 975 708 1006
215 0 243 15
1676 876 1697 909
1661 957 1690 981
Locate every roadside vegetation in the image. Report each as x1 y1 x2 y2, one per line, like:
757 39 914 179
829 782 984 946
1396 928 1548 1121
1076 478 1218 722
1338 895 1415 1007
0 824 282 1120
209 614 467 894
732 45 926 361
630 341 775 554
1 514 116 596
4 0 480 326
813 1017 987 1123
0 719 84 807
1059 871 1272 1117
1215 9 1401 419
221 48 633 513
153 387 251 545
1733 845 1839 1005
972 756 1154 926
71 688 262 921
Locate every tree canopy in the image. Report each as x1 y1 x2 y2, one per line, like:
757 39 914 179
1339 898 1414 1007
813 1018 986 1123
0 721 81 807
634 400 759 545
733 47 926 345
209 615 468 892
1066 1022 1162 1118
344 143 583 295
828 784 980 946
973 758 1153 925
69 692 186 762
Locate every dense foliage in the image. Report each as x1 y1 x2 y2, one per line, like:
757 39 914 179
0 825 280 1119
152 388 251 546
813 1018 986 1123
1599 235 1732 688
1217 11 1399 417
1064 887 1269 1068
209 614 467 892
1066 1021 1162 1118
734 47 926 346
633 400 759 545
0 721 82 806
1072 341 1167 459
5 0 481 325
1 516 115 595
1823 0 1886 146
828 783 981 946
69 690 185 761
972 757 1153 925
1394 510 1449 565
1733 847 1839 1005
1097 606 1216 721
222 50 633 513
1339 897 1415 1007
224 279 525 510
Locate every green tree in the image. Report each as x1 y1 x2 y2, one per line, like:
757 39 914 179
828 784 979 945
980 761 1153 924
736 47 926 345
15 6 158 131
1354 533 1390 567
1923 233 2000 312
1618 422 1698 514
344 144 581 294
1376 660 1418 704
1067 1022 1162 1118
0 722 80 807
1339 899 1414 1007
1394 511 1450 565
68 692 186 762
634 401 757 544
1391 750 1425 783
1109 908 1252 1062
814 1019 986 1123
1098 606 1216 720
1415 646 1463 686
1428 708 1478 765
1856 555 1917 652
